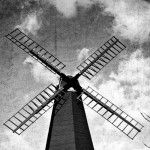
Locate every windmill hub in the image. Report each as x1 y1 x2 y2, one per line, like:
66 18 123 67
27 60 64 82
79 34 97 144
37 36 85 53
58 73 82 94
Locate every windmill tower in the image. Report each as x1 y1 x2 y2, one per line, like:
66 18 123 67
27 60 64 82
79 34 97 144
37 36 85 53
4 28 144 150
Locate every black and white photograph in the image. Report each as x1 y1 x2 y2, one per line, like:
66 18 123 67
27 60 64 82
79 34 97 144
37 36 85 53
0 0 150 150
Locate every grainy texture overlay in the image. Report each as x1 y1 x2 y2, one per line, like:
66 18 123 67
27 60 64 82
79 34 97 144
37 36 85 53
0 0 150 150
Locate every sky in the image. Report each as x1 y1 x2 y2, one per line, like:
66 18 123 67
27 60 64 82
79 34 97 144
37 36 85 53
0 0 150 150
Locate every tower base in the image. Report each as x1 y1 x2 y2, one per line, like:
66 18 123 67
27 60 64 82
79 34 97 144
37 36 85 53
45 91 94 150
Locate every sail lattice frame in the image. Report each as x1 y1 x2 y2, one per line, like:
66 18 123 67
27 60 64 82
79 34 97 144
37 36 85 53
6 28 66 75
4 84 66 135
77 36 126 80
78 86 144 139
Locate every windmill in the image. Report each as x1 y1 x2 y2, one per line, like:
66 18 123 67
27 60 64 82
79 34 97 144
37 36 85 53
4 28 144 150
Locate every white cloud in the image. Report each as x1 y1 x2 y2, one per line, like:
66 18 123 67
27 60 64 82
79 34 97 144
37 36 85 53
23 57 59 84
0 130 33 150
99 0 150 43
109 49 150 114
50 0 77 18
47 0 93 18
77 48 90 61
16 11 42 35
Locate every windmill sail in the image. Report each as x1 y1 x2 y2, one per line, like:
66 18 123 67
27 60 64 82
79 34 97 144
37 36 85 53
6 28 65 76
76 36 126 80
78 86 143 139
4 84 66 135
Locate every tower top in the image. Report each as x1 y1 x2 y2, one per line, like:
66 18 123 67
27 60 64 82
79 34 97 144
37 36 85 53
58 74 82 95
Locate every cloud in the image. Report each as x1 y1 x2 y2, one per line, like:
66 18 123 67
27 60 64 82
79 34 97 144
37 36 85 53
50 0 77 18
23 57 59 84
77 48 90 61
99 0 150 43
47 0 94 18
16 10 42 35
45 0 150 43
0 130 33 150
108 49 150 114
